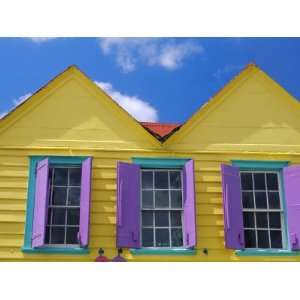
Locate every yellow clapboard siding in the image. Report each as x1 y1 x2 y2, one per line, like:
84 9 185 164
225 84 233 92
0 223 25 235
0 178 28 189
197 226 224 238
90 201 115 213
0 200 26 211
196 204 223 215
0 190 27 200
90 224 115 237
0 211 25 223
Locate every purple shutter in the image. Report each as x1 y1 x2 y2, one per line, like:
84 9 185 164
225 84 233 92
283 165 300 250
32 158 50 248
116 162 140 248
183 160 196 247
78 157 92 247
221 164 245 249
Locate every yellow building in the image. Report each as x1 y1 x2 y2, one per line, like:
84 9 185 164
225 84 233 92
1 63 300 261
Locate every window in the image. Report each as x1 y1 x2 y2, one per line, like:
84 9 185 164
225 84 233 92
240 171 285 249
116 159 196 253
221 161 300 253
22 156 92 253
45 166 81 247
141 169 184 248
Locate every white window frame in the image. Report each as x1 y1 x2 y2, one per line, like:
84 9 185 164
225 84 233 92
240 170 287 249
140 169 185 249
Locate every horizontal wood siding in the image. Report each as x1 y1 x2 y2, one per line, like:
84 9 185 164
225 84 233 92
0 148 300 261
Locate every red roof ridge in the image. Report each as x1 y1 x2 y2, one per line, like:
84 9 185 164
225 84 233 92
140 121 182 126
140 122 182 140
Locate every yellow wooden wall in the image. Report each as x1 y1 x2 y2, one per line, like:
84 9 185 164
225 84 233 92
1 65 300 261
1 148 300 261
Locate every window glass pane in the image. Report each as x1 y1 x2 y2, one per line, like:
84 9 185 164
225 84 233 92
45 226 50 244
256 212 268 228
156 229 170 247
142 191 154 209
51 226 65 244
171 191 182 208
52 208 66 225
53 168 68 186
155 191 169 208
245 230 256 248
269 212 281 229
155 211 169 227
241 173 253 190
171 228 183 247
49 168 53 184
254 173 266 190
66 227 79 244
171 211 182 226
68 187 81 206
47 209 52 225
142 228 154 247
67 208 80 225
257 230 270 248
170 171 181 189
243 212 255 228
142 172 153 189
270 230 283 248
142 211 153 227
154 171 168 189
266 173 278 190
268 192 280 209
255 192 267 208
52 187 67 206
69 168 81 186
242 192 254 209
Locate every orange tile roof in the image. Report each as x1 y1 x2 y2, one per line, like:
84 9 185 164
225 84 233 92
140 122 182 140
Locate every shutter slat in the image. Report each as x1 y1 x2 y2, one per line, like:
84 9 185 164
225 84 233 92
283 165 300 250
32 158 50 248
221 164 245 250
183 160 196 247
79 157 92 247
116 162 140 248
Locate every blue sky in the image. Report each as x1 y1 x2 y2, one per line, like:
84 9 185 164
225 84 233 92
1 37 300 123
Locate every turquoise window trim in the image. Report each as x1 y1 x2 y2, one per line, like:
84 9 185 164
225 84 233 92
231 159 293 254
23 156 90 255
130 248 197 256
236 249 300 257
232 160 289 170
22 246 90 255
132 157 190 169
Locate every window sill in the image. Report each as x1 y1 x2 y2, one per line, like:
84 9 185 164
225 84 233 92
130 248 196 256
22 246 90 255
235 249 300 257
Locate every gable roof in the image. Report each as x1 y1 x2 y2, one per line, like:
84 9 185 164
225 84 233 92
140 122 181 140
163 63 300 146
2 63 299 147
0 65 162 147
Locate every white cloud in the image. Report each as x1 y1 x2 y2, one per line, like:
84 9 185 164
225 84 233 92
213 64 243 80
13 93 32 106
95 81 158 122
27 37 57 43
98 38 203 72
0 93 32 119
